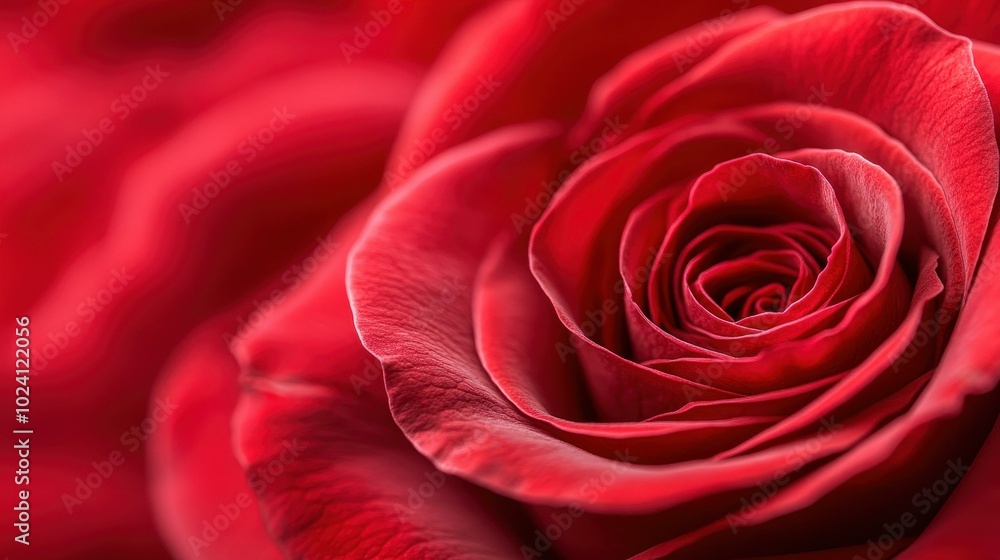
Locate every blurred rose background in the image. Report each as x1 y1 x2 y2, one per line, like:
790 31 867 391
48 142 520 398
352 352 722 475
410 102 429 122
0 1 996 559
1 1 492 557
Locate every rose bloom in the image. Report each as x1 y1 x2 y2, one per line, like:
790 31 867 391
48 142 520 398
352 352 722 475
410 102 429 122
1 1 999 559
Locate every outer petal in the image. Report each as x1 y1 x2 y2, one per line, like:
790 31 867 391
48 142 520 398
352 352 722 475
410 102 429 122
233 205 530 559
385 0 999 183
888 36 1000 560
385 1 790 184
148 318 283 560
893 415 1000 559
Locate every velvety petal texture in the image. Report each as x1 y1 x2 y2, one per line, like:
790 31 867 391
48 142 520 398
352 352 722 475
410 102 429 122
343 2 1000 559
234 205 532 559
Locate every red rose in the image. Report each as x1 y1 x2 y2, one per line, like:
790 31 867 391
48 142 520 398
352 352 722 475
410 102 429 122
247 2 1000 559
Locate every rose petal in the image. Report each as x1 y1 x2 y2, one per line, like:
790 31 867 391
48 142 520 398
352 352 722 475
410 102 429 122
474 232 782 463
234 204 530 559
148 319 282 560
349 124 942 523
